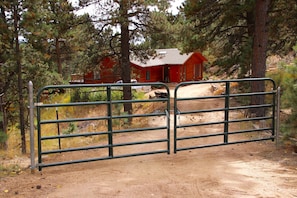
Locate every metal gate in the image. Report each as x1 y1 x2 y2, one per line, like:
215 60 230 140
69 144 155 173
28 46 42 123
173 78 277 153
29 78 278 171
31 82 171 170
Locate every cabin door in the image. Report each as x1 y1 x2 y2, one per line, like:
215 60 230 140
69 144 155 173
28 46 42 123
164 66 170 83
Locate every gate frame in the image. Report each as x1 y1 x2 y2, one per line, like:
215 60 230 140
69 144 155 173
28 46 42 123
173 78 278 153
29 78 280 171
30 82 171 171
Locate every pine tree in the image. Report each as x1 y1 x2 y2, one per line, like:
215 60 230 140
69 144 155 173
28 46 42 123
78 0 170 115
0 0 68 153
23 0 77 78
250 0 271 116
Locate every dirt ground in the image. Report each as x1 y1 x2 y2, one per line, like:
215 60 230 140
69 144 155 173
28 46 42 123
1 84 297 198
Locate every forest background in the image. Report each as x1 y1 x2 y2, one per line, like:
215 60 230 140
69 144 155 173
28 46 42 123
0 0 297 164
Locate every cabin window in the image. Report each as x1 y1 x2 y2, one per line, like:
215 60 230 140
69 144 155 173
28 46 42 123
93 70 100 80
146 71 151 80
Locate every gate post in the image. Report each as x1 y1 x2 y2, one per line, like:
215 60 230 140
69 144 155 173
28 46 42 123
224 82 230 144
276 87 281 148
28 81 35 173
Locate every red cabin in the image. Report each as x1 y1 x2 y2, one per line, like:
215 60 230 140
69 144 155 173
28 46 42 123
70 48 207 84
131 48 207 83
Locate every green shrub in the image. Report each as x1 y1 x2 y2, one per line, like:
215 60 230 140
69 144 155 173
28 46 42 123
268 54 297 140
62 123 76 135
71 88 128 102
88 90 107 101
281 64 297 139
132 91 145 99
0 130 8 144
71 89 81 102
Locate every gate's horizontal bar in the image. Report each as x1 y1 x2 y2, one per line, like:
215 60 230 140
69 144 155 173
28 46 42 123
38 156 113 168
40 112 166 125
228 104 273 111
175 91 276 101
41 144 110 155
37 101 109 107
37 97 168 108
228 127 273 135
175 137 274 152
177 120 225 128
41 131 109 140
176 104 274 115
106 98 169 104
176 116 273 129
175 78 276 89
112 138 168 147
39 82 167 89
110 112 166 119
175 95 225 101
177 107 226 114
177 132 225 140
176 127 273 141
113 126 168 134
40 116 109 124
42 138 169 155
38 150 169 168
113 149 169 158
227 91 276 98
228 116 273 123
41 126 168 140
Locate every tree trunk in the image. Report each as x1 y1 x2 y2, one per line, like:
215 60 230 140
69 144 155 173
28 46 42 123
14 1 26 154
56 38 63 75
120 0 132 117
251 0 270 117
0 94 8 150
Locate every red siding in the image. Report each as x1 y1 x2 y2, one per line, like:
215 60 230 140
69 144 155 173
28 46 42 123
84 57 120 84
131 64 163 82
168 65 180 83
183 53 204 81
77 52 206 84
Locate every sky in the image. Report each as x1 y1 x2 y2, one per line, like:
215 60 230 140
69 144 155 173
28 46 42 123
69 0 185 16
168 0 185 14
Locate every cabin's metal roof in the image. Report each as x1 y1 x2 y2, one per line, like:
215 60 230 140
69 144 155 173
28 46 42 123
131 48 193 67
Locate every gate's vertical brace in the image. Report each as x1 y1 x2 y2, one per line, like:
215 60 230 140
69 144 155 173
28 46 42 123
272 87 281 147
173 88 178 154
107 86 113 158
55 103 61 150
165 109 170 154
224 82 230 144
271 84 277 140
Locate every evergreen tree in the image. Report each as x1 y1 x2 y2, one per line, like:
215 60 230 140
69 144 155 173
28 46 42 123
0 0 67 153
181 0 297 76
0 0 28 153
68 14 109 74
181 0 297 116
23 0 77 79
0 1 15 95
251 0 271 116
143 9 184 49
182 0 256 77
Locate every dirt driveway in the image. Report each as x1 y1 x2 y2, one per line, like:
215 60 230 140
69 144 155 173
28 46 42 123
1 84 297 198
